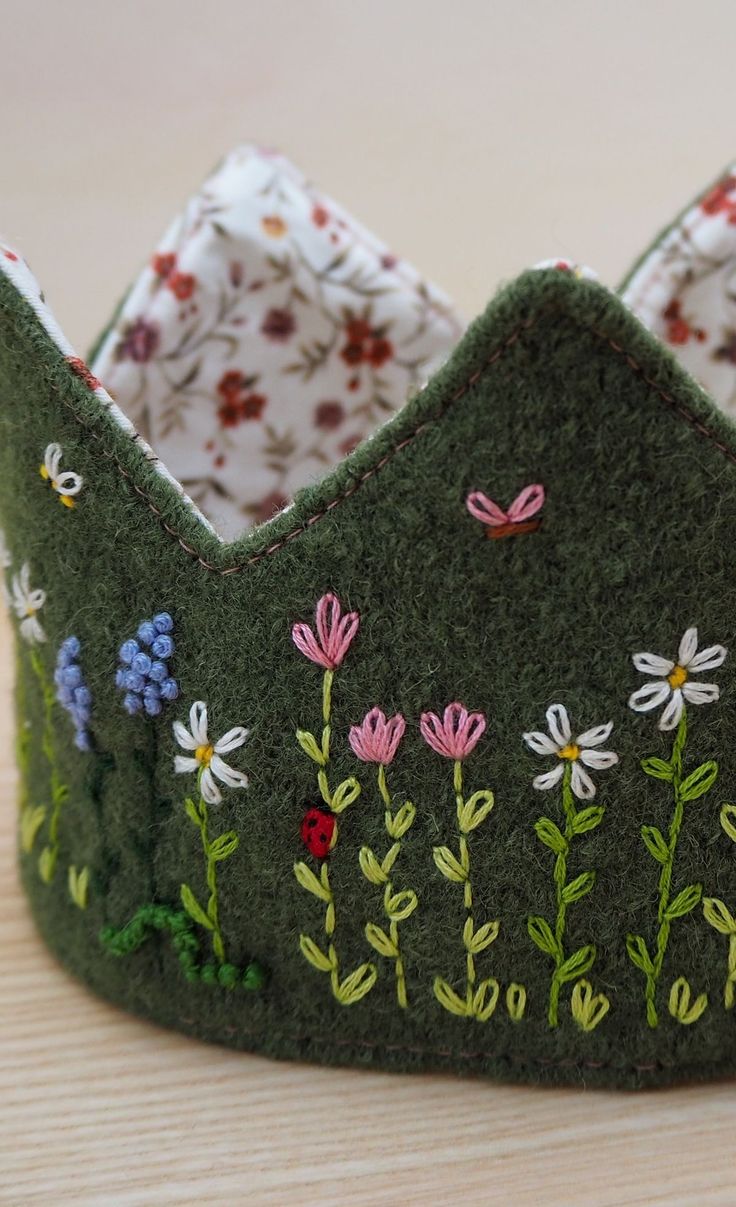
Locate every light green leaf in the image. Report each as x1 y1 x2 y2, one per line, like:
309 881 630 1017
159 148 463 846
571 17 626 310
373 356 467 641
668 976 708 1025
665 883 702 921
534 816 567 855
465 919 500 954
570 978 610 1031
296 729 326 766
384 888 418 922
472 977 500 1022
180 883 213 930
721 803 736 844
527 915 559 958
433 977 470 1017
387 801 415 839
359 846 386 885
641 756 673 781
335 963 377 1005
703 897 736 935
458 789 495 833
299 934 334 972
68 864 90 910
626 933 654 974
20 805 45 854
365 922 398 959
381 842 401 877
679 761 718 803
184 797 201 827
562 871 595 905
558 944 596 984
209 831 239 862
433 845 467 882
505 983 527 1022
293 861 332 901
571 806 605 835
331 777 361 814
38 845 56 883
641 824 669 864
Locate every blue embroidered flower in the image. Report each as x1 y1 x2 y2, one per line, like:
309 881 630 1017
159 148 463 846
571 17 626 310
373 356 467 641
116 612 179 717
55 636 92 751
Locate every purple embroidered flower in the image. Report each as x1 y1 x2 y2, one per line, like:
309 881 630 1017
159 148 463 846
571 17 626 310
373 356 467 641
117 317 161 363
116 612 178 717
55 636 92 751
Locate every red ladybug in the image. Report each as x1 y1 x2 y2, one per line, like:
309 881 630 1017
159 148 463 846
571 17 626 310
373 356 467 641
301 807 336 859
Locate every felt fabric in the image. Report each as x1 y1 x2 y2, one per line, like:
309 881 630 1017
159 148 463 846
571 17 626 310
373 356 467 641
3 249 736 1089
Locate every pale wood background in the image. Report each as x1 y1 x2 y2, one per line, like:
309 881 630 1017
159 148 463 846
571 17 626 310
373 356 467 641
3 1 736 1202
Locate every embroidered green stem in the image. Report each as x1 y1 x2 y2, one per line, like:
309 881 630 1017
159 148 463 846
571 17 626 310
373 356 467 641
433 760 499 1020
626 711 715 1027
180 768 239 964
360 764 418 1008
101 904 266 990
29 648 69 882
703 896 736 1008
528 763 601 1027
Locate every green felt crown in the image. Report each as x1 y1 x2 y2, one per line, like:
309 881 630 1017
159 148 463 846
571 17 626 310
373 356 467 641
3 156 736 1090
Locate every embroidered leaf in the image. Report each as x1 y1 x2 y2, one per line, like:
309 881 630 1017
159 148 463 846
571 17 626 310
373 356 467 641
293 861 332 901
180 883 213 930
386 800 415 839
668 976 708 1025
570 806 605 835
558 944 596 984
299 934 334 972
381 842 401 877
570 978 610 1031
679 761 718 802
433 845 467 882
365 923 398 959
505 983 527 1022
209 831 239 862
626 933 654 974
331 777 361 814
641 756 673 781
534 816 567 855
458 789 495 833
433 977 470 1017
385 889 418 922
527 915 559 958
472 977 500 1022
703 897 736 935
335 962 377 1005
295 729 326 766
721 803 736 843
184 797 201 827
20 804 45 853
641 824 669 864
38 845 56 884
359 846 387 885
464 918 500 954
665 883 702 921
68 864 89 910
561 871 595 904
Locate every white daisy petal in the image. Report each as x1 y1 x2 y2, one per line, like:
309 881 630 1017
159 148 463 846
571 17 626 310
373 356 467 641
682 681 720 706
174 754 199 774
173 720 197 751
19 563 30 593
55 470 82 496
632 652 674 676
189 701 208 745
210 754 249 789
45 444 62 478
200 767 222 805
532 765 565 792
545 704 571 746
214 726 249 755
20 615 45 644
27 588 45 610
570 761 597 800
628 681 670 712
580 749 619 770
678 627 699 668
522 730 559 756
575 721 613 748
687 645 727 674
659 689 684 731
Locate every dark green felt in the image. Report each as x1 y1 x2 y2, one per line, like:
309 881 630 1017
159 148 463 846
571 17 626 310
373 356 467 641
2 263 736 1089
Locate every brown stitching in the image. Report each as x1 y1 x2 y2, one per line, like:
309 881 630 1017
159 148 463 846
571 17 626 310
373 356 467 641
54 308 736 575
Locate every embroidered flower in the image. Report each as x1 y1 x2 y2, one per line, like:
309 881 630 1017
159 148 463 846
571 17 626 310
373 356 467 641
11 563 45 644
117 316 160 363
301 805 336 858
55 636 92 751
466 483 545 537
292 592 360 670
39 443 83 508
420 702 486 760
116 612 178 716
173 700 249 804
523 704 618 800
628 627 727 731
66 356 102 391
349 708 406 765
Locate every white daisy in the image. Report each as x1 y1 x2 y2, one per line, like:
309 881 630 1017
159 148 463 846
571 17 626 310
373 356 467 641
628 627 727 732
0 528 10 569
523 704 618 800
11 563 46 644
173 700 249 805
40 442 83 507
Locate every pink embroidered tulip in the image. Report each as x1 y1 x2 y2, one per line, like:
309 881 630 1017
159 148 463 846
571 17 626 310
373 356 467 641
291 592 360 670
349 708 406 765
420 702 486 760
466 483 545 539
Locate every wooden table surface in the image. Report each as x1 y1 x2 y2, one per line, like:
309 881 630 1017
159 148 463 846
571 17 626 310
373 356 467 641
0 600 734 1205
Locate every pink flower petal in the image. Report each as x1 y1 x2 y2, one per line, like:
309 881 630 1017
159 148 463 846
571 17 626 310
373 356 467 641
465 491 508 527
507 483 545 523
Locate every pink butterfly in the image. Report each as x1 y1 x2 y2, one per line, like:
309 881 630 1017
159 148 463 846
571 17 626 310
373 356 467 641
465 483 545 539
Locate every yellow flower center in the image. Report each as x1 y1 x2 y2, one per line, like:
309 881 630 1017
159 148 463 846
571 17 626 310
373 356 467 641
668 664 688 690
195 744 214 767
558 743 580 761
24 604 36 617
39 464 49 481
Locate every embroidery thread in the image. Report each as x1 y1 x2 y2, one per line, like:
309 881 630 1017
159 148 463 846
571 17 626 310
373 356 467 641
39 442 83 508
465 483 545 539
115 612 179 716
702 803 736 1008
